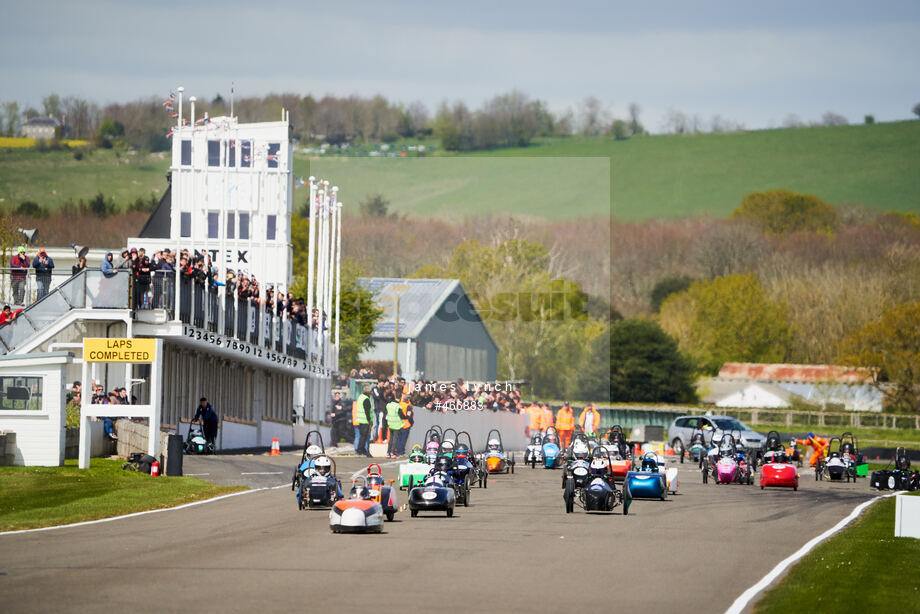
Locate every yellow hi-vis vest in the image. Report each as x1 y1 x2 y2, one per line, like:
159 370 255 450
355 394 370 424
386 401 403 431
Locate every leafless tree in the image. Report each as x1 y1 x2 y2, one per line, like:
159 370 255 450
1 101 19 136
578 96 609 136
408 101 429 134
61 96 98 139
42 93 61 118
662 109 690 134
782 113 803 128
628 103 643 135
692 220 765 279
821 111 848 126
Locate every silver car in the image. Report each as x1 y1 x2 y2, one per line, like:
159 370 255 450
667 415 765 458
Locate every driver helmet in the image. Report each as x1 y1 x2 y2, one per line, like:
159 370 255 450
409 448 424 463
590 456 609 475
426 441 440 453
641 455 658 472
357 486 370 499
306 444 322 456
572 439 589 460
441 440 454 452
531 435 542 445
314 456 332 476
487 438 501 452
435 456 452 474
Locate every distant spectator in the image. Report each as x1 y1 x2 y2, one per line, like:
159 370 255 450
72 256 87 276
32 248 54 299
0 305 21 325
10 246 29 305
101 252 116 277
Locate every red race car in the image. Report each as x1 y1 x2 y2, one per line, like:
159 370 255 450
760 450 799 491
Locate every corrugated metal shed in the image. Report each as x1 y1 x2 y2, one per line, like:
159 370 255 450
361 278 458 339
358 277 498 381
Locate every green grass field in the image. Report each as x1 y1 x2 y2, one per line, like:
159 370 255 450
0 459 243 531
2 121 919 220
473 121 920 220
0 147 168 211
754 491 920 612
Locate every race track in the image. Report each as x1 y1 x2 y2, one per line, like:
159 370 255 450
0 453 876 613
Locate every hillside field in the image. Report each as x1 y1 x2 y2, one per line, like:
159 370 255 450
1 121 918 221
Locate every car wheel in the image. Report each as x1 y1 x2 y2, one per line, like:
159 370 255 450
564 478 575 513
760 485 764 490
385 510 394 522
410 509 418 518
446 508 454 518
702 459 709 484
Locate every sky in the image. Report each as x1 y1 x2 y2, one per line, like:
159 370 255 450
1 0 919 132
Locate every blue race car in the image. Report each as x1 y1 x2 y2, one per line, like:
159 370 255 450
541 426 562 469
625 452 668 501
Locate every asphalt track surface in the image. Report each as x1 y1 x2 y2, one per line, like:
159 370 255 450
1 453 876 613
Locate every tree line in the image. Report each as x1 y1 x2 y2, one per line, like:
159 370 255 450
1 91 648 153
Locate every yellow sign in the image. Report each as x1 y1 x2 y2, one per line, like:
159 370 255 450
83 338 157 363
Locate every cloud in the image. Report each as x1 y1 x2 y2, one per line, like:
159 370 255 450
1 1 918 130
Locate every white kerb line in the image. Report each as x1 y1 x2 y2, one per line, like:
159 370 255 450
0 483 289 536
725 490 905 614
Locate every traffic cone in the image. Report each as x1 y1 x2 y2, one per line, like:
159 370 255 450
270 437 281 456
150 460 160 477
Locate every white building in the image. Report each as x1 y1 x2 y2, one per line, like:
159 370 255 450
130 109 293 290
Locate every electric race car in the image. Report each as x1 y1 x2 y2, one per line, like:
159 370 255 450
184 421 214 455
525 433 544 467
330 477 385 533
364 463 399 521
296 454 343 509
563 440 630 514
399 445 431 489
703 434 753 485
291 430 328 494
455 431 487 488
817 435 859 482
484 429 515 474
602 426 633 481
759 449 799 491
624 452 669 500
408 457 458 518
423 427 443 464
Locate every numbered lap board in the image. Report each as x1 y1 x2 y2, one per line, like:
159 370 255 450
83 338 157 363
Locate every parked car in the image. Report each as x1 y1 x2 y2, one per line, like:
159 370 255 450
667 415 765 459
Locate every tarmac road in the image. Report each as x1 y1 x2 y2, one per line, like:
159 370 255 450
0 453 876 613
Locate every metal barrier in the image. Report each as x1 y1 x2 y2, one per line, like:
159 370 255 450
0 266 325 365
0 270 130 353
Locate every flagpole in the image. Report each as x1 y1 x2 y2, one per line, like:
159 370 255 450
326 188 338 358
334 200 342 354
306 177 317 346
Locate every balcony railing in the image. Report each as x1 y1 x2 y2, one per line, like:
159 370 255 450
0 268 336 371
0 269 130 353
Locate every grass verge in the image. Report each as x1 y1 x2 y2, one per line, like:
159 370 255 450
0 459 244 531
754 491 920 612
